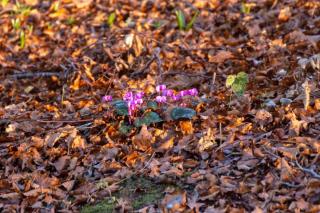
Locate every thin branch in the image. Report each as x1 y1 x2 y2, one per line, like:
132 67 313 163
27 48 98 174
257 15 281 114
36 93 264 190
8 72 62 79
295 154 320 179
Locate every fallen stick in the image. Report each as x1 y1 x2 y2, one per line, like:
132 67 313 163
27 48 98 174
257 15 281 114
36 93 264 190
295 154 320 179
8 72 62 79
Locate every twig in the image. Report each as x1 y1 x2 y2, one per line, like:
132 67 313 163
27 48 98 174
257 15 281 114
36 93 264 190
35 118 94 123
295 153 320 179
8 72 62 79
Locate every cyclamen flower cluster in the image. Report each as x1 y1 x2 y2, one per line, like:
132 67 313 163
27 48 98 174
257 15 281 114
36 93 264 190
155 84 198 103
123 91 145 116
102 85 199 116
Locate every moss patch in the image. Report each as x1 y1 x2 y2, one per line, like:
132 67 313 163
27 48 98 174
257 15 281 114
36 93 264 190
81 176 169 213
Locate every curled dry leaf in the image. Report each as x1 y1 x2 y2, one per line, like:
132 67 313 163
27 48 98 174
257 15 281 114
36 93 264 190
179 120 194 135
132 125 153 151
278 7 291 22
280 158 294 182
208 50 234 63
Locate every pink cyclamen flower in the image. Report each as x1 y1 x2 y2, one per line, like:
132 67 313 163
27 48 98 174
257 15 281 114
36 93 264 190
102 95 112 102
134 99 143 105
134 92 145 99
156 85 166 93
155 96 167 103
179 90 188 97
128 101 137 116
172 94 182 101
162 89 174 97
188 88 198 96
123 91 133 101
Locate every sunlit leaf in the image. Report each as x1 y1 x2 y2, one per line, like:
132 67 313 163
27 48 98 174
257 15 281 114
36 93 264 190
226 75 236 87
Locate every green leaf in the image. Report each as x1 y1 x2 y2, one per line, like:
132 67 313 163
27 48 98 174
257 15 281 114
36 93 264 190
151 20 163 29
134 111 162 127
107 12 116 27
175 10 186 31
171 107 196 120
111 100 128 116
11 18 21 31
19 30 25 49
241 3 251 14
119 122 133 135
226 75 236 87
236 72 249 85
231 83 246 96
147 101 158 110
185 10 199 31
226 72 248 96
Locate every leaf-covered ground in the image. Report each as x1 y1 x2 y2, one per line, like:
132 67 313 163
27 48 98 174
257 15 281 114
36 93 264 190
0 0 320 212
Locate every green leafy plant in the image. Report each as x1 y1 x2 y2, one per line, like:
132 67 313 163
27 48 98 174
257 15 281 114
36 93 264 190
105 86 199 135
175 10 186 31
151 20 164 29
14 2 31 16
226 72 249 96
66 17 76 25
11 18 21 30
171 107 196 120
107 12 116 27
27 24 33 35
241 2 252 14
134 111 162 127
175 9 199 31
111 100 129 116
19 30 25 49
185 10 199 31
53 0 61 12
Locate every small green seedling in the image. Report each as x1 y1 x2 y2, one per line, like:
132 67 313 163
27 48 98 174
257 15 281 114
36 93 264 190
175 9 199 31
66 17 76 25
11 18 21 30
19 30 25 49
53 0 61 12
27 24 33 35
241 2 252 14
226 72 249 96
14 2 31 16
107 12 116 27
151 20 163 29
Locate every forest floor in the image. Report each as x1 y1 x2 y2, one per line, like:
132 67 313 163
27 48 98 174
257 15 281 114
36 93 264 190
0 0 320 212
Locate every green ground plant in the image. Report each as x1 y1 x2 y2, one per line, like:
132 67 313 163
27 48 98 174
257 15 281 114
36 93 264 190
175 9 199 31
226 72 249 96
